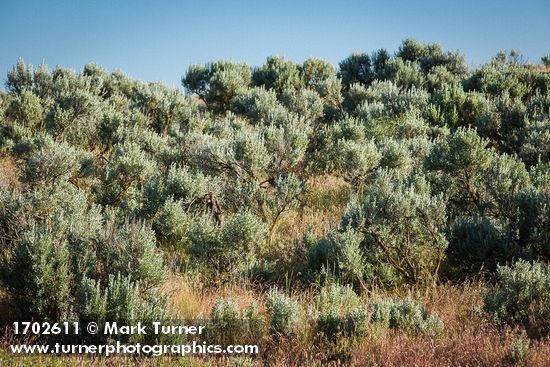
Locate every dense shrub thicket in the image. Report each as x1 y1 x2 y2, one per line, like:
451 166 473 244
1 39 550 342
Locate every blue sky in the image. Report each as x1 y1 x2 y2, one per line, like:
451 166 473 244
1 0 549 87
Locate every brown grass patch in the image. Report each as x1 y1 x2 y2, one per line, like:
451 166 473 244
0 155 21 191
164 274 265 320
271 175 351 245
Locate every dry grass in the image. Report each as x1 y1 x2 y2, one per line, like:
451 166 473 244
164 273 266 320
352 326 507 366
0 155 21 191
272 175 351 244
3 282 550 366
527 64 550 74
159 278 550 366
0 351 218 367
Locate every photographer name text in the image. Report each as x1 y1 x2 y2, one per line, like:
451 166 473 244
103 322 205 335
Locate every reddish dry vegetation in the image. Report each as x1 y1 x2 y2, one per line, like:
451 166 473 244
117 281 550 366
1 278 550 366
253 285 550 367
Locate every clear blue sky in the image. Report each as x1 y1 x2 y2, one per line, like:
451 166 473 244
1 0 549 87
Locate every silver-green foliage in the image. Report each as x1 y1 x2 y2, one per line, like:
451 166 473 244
369 297 444 335
314 283 368 340
341 170 448 284
207 299 265 345
484 260 550 338
188 211 268 278
265 288 299 336
0 183 167 322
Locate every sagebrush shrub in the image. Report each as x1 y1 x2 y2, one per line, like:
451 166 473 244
315 283 369 340
484 260 550 338
513 187 550 261
183 61 251 111
308 227 366 288
265 288 299 337
369 297 444 335
207 300 244 345
446 216 513 276
207 299 265 345
6 89 44 132
77 274 169 343
100 141 156 205
340 170 448 285
316 307 369 341
188 211 267 279
0 180 169 323
252 56 302 95
316 309 344 340
5 224 73 320
98 218 166 289
509 335 530 364
21 136 81 186
316 283 360 315
152 198 191 253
